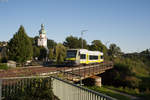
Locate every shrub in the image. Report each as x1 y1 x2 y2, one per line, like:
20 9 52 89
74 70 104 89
4 78 59 100
0 63 9 70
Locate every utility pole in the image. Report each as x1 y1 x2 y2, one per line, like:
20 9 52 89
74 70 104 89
81 30 88 49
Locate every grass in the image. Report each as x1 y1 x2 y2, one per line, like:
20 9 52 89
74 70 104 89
105 86 140 96
104 86 150 100
0 63 9 70
87 86 131 100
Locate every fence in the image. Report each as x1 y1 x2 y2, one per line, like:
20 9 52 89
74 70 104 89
57 62 114 82
0 76 117 100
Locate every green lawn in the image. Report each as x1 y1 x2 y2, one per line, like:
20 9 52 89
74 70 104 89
87 86 131 100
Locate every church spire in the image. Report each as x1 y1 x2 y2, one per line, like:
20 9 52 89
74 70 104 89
41 24 44 30
39 24 46 34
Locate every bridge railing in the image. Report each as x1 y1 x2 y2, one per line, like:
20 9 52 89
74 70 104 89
52 76 117 100
0 76 117 100
57 62 114 81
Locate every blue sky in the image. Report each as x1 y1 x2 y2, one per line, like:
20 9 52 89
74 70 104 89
0 0 150 53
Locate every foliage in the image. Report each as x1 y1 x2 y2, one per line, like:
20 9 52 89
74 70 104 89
0 47 8 63
63 35 87 49
4 78 59 100
0 63 9 70
56 43 66 64
7 25 33 65
89 40 108 59
108 43 122 58
102 61 143 88
105 86 140 96
105 86 150 100
89 40 107 52
101 48 150 99
47 39 57 49
33 46 40 59
38 47 47 60
87 86 131 100
48 48 55 60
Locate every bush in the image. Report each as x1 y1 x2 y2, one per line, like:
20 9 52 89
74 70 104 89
0 63 9 70
4 78 59 100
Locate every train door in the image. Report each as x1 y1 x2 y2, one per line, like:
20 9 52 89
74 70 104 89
80 53 86 64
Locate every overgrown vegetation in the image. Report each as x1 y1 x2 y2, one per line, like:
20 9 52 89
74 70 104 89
101 49 150 100
0 63 9 70
87 86 131 100
3 78 59 100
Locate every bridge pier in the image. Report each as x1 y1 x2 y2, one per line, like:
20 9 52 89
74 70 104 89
91 76 102 87
82 76 102 87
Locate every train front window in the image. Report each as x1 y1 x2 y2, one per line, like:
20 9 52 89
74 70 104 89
67 50 77 58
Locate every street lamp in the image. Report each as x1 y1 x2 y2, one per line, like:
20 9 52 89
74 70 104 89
81 30 88 49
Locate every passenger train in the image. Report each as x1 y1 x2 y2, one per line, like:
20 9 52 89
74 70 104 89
66 49 104 66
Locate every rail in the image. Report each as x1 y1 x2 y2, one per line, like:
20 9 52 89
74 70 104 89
0 76 117 100
57 62 113 81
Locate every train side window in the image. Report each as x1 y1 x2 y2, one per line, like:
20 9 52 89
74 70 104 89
100 56 104 59
89 55 93 60
80 54 86 59
94 56 98 60
90 55 98 60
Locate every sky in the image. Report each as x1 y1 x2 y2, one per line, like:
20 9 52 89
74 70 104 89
0 0 150 53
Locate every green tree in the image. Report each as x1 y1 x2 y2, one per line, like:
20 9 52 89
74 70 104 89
39 47 47 60
89 40 108 59
108 43 121 58
8 25 33 65
78 37 88 49
89 40 107 51
47 39 57 49
48 48 55 60
56 43 66 64
63 35 87 49
33 46 40 59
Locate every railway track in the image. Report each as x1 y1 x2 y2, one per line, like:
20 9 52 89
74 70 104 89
0 62 113 78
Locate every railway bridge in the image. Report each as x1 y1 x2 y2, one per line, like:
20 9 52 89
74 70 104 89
55 61 113 86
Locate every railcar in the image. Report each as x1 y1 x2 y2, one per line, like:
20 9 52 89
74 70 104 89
66 49 104 66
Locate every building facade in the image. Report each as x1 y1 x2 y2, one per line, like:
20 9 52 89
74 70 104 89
37 24 47 48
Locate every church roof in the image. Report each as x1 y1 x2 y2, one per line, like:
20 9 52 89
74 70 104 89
39 24 46 34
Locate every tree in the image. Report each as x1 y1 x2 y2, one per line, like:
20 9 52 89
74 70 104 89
56 43 66 64
78 38 88 49
39 47 47 60
108 43 121 58
63 35 87 49
33 46 40 59
48 48 55 60
89 40 107 51
8 25 33 65
89 40 108 59
47 39 57 49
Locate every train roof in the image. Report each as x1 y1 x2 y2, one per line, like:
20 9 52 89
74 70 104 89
67 49 103 55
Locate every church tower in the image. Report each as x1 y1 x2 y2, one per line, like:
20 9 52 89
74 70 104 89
37 24 47 48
